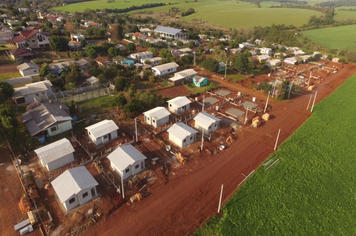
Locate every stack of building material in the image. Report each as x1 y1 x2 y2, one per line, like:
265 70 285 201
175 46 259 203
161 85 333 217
262 113 270 121
252 116 261 128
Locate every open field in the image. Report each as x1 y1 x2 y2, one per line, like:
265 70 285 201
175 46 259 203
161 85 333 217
196 72 356 235
334 7 356 21
302 25 356 51
54 0 322 28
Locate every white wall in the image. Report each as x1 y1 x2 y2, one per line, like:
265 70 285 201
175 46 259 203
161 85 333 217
168 103 190 114
131 160 145 176
47 121 72 137
112 160 145 180
194 120 219 134
63 194 79 212
152 115 169 128
152 67 177 76
62 187 97 212
45 153 74 172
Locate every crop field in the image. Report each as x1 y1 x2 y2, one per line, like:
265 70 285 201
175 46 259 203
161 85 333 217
54 0 322 29
334 7 356 21
195 73 356 235
302 25 356 51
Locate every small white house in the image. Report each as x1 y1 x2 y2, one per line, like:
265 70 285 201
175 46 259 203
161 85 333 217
167 122 198 148
34 138 75 172
152 62 179 76
259 47 272 56
194 112 221 134
17 63 39 77
86 76 99 86
141 57 161 66
143 107 170 128
169 69 197 86
12 80 52 105
129 51 153 62
167 96 191 114
51 166 98 212
107 144 147 180
85 120 119 146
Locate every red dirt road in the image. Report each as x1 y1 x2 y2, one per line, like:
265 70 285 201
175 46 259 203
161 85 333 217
84 64 356 236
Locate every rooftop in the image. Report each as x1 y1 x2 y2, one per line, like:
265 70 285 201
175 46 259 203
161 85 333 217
155 25 182 35
34 138 74 165
85 119 119 138
167 122 198 140
152 62 179 72
194 112 221 126
107 144 147 171
168 96 191 108
143 107 170 120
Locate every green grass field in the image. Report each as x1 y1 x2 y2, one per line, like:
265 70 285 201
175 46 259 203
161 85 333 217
0 72 22 82
302 25 356 51
334 7 356 21
55 0 322 29
195 73 356 235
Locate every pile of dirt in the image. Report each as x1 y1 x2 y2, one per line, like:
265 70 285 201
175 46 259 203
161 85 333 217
19 195 31 214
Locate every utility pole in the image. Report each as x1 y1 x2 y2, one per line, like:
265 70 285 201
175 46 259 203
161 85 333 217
218 184 224 213
201 129 204 151
193 52 196 66
307 72 311 87
244 108 249 124
311 91 318 112
272 79 277 97
264 92 270 113
288 83 293 100
224 59 228 80
121 176 125 199
135 118 138 142
274 129 281 151
307 95 312 110
202 95 205 112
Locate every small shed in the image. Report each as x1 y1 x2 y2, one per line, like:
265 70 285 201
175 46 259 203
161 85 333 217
167 122 198 148
17 63 39 77
51 166 98 212
121 59 134 66
85 120 119 146
194 112 221 134
193 75 208 87
143 107 170 128
34 138 75 172
86 76 99 86
107 144 147 180
167 96 191 114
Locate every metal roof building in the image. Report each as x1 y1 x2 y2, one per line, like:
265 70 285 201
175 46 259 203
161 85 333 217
167 122 198 148
167 96 191 114
85 120 119 146
143 107 170 128
34 138 75 171
152 62 179 76
51 166 98 212
107 144 147 180
194 112 221 134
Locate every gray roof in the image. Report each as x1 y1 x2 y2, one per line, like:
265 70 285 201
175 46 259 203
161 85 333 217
51 166 98 203
4 76 33 86
174 69 197 78
107 144 147 172
131 51 153 57
13 81 52 98
143 107 170 120
20 102 71 137
34 138 74 165
155 25 182 35
204 97 219 106
167 122 198 140
193 75 207 84
226 108 245 117
241 101 258 109
17 62 38 71
49 61 71 73
86 76 98 85
152 62 179 72
194 112 221 127
167 96 191 108
85 119 119 139
215 90 231 97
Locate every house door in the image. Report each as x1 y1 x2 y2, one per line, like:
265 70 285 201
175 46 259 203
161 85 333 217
108 133 111 141
91 188 96 197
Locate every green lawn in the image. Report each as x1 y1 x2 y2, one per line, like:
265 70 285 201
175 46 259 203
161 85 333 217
0 43 16 51
0 72 22 81
55 0 322 29
195 73 356 235
334 7 356 22
302 25 356 51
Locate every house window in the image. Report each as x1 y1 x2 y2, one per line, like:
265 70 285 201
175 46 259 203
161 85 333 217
32 40 35 42
183 139 186 143
170 104 172 107
153 119 156 123
215 123 217 127
135 164 139 169
69 197 75 204
190 136 193 140
50 126 57 132
34 70 37 73
103 134 108 139
125 168 130 173
82 192 88 198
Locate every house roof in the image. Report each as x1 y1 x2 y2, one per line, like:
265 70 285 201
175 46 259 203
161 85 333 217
51 166 98 203
86 76 98 85
146 57 161 62
85 119 119 139
13 80 52 97
174 69 197 78
167 122 198 140
34 138 74 165
194 112 221 128
130 51 153 58
152 62 179 72
178 48 192 53
9 47 34 57
7 29 38 43
20 102 71 137
49 61 71 72
4 76 33 86
155 25 182 35
143 107 170 120
107 144 147 172
95 56 110 64
17 62 38 71
193 75 207 84
168 96 191 108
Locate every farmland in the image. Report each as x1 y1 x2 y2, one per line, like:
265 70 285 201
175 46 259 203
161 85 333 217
54 0 322 28
195 73 356 235
334 7 356 21
302 25 356 51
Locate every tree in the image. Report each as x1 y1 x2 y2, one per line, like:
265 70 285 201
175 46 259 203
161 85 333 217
49 36 69 51
148 47 158 57
110 24 123 41
114 93 127 107
65 22 75 34
86 47 98 59
327 54 333 61
86 26 94 39
80 39 87 48
0 82 14 103
40 64 50 77
201 58 219 72
177 41 183 47
127 43 136 53
114 76 128 91
233 52 250 74
108 47 119 58
45 20 53 29
188 41 195 48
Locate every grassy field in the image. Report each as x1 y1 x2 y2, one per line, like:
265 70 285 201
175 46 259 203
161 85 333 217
55 0 322 29
195 73 356 235
0 71 22 81
302 25 356 51
334 7 356 21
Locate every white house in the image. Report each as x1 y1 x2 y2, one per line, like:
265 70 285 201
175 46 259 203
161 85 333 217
85 120 119 146
12 80 53 105
17 63 39 77
267 59 282 67
107 144 147 180
34 138 75 172
167 122 198 148
20 102 72 137
86 76 99 86
169 69 197 86
259 47 272 56
167 96 191 114
152 62 179 76
70 33 85 42
141 57 161 66
128 51 153 62
51 166 98 212
194 112 221 134
143 107 170 128
154 25 188 41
